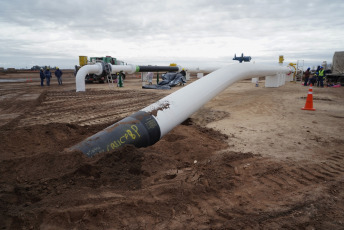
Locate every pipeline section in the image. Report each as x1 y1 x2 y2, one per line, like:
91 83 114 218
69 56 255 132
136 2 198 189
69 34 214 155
70 111 161 157
75 63 103 92
76 64 180 92
141 63 291 137
137 66 179 72
70 63 292 157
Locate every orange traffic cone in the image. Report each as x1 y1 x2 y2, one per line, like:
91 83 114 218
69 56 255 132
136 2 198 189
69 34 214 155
302 84 315 111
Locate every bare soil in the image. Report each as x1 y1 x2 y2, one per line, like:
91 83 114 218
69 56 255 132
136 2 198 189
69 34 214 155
0 71 344 229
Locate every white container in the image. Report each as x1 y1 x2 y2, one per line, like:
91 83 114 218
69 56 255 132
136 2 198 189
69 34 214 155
265 75 279 87
186 72 191 80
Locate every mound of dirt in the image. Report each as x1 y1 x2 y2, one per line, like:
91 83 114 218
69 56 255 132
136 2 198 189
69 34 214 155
0 118 232 229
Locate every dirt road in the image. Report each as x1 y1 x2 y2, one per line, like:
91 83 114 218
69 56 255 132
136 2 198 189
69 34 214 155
0 71 343 229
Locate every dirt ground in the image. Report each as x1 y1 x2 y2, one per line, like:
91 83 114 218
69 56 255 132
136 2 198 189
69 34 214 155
0 70 343 229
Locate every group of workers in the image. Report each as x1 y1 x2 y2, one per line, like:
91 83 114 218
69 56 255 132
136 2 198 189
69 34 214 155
303 66 326 87
39 67 63 87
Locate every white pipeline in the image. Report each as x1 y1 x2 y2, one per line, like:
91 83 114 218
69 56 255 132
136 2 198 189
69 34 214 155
71 62 292 156
110 64 137 74
141 63 292 138
75 63 103 92
75 63 137 92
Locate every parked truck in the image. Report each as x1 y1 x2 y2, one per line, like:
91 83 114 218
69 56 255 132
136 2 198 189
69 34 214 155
326 51 344 86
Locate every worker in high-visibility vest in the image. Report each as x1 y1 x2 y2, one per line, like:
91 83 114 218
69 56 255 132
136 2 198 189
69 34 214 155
317 66 325 87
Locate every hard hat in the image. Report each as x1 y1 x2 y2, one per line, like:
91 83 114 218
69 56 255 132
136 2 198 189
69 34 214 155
320 66 323 68
56 67 59 69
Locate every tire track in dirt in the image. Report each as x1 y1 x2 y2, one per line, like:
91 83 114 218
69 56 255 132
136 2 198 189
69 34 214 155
0 88 46 128
18 90 164 126
207 152 344 229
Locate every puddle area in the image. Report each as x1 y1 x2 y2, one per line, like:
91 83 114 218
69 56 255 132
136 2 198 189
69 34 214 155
0 79 32 83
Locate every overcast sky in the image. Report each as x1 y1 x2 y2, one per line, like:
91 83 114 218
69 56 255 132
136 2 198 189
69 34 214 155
0 0 343 69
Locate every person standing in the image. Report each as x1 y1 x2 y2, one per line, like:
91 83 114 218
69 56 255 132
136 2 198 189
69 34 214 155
310 74 317 86
180 68 186 77
44 68 52 86
117 71 125 87
304 67 311 86
315 66 320 87
54 67 63 85
318 66 325 88
39 68 45 86
179 69 187 86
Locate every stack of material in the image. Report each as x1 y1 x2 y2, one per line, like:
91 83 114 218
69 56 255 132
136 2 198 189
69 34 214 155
332 51 344 74
142 72 186 90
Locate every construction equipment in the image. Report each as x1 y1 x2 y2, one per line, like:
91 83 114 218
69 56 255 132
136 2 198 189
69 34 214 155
233 53 251 63
326 51 344 86
75 56 125 84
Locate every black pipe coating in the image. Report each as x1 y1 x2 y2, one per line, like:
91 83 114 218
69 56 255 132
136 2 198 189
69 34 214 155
138 66 179 72
69 111 161 157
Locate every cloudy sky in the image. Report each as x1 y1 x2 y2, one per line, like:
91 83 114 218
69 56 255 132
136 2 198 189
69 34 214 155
0 0 343 69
